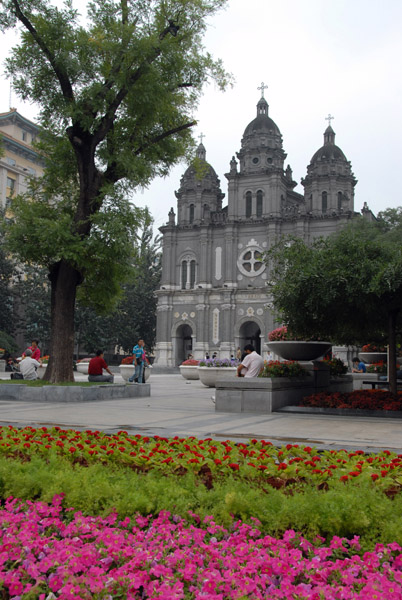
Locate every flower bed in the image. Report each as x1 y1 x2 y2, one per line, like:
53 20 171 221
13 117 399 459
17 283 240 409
260 360 308 378
198 357 239 367
2 495 402 600
301 389 402 411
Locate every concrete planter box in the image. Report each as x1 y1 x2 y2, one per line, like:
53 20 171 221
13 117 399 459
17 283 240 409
358 352 387 364
36 364 47 379
329 374 353 393
119 364 151 382
0 383 150 402
352 372 379 390
198 366 237 388
215 376 314 413
179 365 200 380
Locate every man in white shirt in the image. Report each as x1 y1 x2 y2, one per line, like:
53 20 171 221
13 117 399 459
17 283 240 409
19 349 41 380
236 344 264 378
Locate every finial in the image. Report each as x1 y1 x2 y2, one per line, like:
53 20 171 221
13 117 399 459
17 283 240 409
325 113 334 127
198 132 205 144
257 81 268 98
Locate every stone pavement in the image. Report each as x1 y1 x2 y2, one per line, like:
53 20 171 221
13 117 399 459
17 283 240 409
0 372 401 452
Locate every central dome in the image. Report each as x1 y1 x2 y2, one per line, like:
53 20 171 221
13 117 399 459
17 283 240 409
243 97 281 138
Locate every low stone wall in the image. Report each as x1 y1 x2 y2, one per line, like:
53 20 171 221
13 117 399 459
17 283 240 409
215 377 315 413
352 373 378 390
328 375 353 393
0 383 150 402
0 360 6 372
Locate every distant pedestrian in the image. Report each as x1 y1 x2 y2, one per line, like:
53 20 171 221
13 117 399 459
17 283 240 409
237 344 264 378
88 350 114 383
236 347 241 360
352 357 366 373
129 339 145 383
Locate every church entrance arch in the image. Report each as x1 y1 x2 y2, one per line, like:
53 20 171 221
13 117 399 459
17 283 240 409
174 324 193 366
238 321 261 355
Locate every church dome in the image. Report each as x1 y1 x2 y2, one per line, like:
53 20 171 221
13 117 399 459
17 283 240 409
243 97 281 138
309 126 347 165
181 142 219 185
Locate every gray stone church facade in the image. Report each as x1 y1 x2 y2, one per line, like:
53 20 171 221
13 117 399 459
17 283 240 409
154 92 358 366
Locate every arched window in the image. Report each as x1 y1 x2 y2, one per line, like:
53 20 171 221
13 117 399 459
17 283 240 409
190 260 196 288
322 191 328 213
181 261 187 289
337 192 342 210
256 190 263 217
189 204 195 224
245 191 252 218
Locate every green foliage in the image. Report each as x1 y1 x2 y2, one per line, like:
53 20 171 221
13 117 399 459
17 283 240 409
1 455 402 551
260 360 308 378
0 220 16 335
0 330 18 354
323 357 348 377
266 218 402 346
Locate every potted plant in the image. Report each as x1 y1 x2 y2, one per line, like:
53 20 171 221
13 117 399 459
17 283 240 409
259 360 308 378
198 357 239 388
266 326 332 361
179 359 200 380
76 357 92 374
358 343 387 365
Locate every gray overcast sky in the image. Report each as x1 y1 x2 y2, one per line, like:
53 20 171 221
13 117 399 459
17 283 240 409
2 0 402 229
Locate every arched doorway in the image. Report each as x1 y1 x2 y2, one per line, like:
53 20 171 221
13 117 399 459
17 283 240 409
239 321 261 355
175 324 193 365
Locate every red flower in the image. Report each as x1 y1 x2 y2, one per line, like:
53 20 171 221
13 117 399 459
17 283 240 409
229 463 240 470
69 447 76 453
277 463 288 470
340 475 349 482
371 473 379 481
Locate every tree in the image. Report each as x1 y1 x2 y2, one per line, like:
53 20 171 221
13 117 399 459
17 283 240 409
0 0 229 382
266 217 402 395
0 220 16 336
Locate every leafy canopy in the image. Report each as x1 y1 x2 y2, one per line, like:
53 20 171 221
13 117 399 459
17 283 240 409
266 217 402 346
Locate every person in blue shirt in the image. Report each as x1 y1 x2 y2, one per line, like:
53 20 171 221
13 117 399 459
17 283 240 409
128 339 145 383
352 357 366 373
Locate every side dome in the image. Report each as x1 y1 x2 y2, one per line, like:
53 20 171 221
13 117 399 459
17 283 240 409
309 126 347 164
180 142 220 189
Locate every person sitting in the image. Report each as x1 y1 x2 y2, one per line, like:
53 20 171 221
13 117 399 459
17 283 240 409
19 349 41 380
22 339 41 361
236 344 264 378
352 357 366 373
88 350 114 383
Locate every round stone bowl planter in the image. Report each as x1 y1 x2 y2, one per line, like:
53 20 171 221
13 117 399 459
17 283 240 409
198 366 237 388
36 364 47 379
179 365 200 380
358 352 387 364
76 362 90 374
119 364 151 382
266 341 332 361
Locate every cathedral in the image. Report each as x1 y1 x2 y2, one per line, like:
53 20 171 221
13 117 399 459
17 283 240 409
154 89 358 366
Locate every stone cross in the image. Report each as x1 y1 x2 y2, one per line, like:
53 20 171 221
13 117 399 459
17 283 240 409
198 132 205 144
257 82 268 98
325 113 334 127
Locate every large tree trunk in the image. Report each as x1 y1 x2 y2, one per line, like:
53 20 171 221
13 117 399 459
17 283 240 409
44 260 82 383
388 309 400 396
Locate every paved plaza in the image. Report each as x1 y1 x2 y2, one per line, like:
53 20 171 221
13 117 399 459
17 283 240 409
0 371 401 452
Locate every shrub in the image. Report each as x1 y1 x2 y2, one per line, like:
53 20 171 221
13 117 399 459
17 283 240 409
181 359 199 366
120 355 134 365
268 326 290 341
361 343 387 352
301 390 402 411
260 360 308 378
198 358 239 367
323 356 348 376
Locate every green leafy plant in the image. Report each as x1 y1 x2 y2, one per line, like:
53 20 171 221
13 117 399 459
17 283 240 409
260 360 308 378
323 356 348 376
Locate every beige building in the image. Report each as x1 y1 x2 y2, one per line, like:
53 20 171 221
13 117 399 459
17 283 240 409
0 109 44 215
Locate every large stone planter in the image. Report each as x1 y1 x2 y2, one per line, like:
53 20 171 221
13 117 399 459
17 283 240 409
36 364 47 379
198 366 237 388
76 362 90 374
119 364 151 382
0 359 6 372
179 365 200 380
267 341 332 361
358 352 387 364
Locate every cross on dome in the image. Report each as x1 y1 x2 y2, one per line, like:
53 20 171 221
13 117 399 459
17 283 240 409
198 132 205 144
257 81 268 98
325 113 334 127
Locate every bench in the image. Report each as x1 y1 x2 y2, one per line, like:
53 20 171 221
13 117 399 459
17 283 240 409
362 380 402 390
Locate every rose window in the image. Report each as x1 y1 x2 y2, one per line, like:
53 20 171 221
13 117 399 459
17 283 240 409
237 247 266 277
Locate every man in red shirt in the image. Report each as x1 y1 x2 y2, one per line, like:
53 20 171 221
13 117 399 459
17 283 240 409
88 350 114 383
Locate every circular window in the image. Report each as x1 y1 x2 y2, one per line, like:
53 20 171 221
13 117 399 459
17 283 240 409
237 247 266 278
267 157 272 164
252 157 259 164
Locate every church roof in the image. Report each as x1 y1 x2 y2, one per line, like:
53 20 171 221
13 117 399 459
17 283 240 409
309 125 347 164
243 97 281 137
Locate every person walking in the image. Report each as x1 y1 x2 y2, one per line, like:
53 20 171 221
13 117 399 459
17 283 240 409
88 350 114 383
129 339 145 383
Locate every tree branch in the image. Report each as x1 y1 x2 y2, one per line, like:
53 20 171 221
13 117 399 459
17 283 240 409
11 0 74 101
134 120 196 156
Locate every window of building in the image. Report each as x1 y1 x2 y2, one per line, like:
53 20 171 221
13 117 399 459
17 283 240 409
337 191 342 210
256 190 263 217
6 176 16 196
237 247 265 277
245 191 252 218
27 167 36 176
22 131 28 142
322 191 328 213
190 260 196 288
181 261 187 289
6 157 16 166
189 204 194 224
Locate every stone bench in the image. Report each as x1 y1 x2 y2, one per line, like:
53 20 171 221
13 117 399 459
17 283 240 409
0 383 150 403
